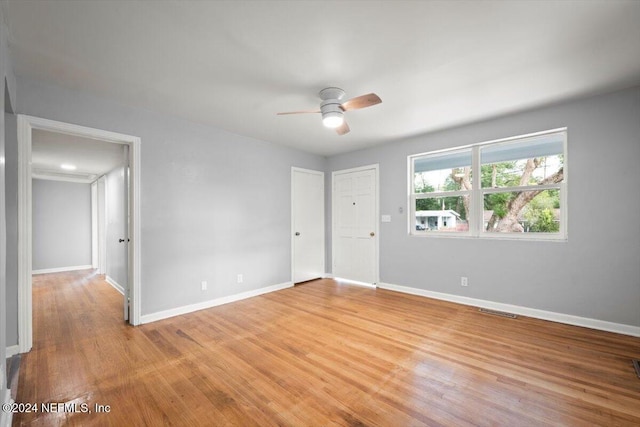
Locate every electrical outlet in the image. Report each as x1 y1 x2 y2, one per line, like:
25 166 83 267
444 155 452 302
461 277 468 287
237 274 243 284
201 281 207 291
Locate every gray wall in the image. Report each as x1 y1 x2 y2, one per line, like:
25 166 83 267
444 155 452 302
32 179 92 270
1 4 17 401
0 79 5 403
105 165 127 288
16 76 326 315
327 86 640 327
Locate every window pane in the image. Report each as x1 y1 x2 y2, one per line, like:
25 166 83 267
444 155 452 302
415 196 469 232
480 133 564 188
413 149 472 193
483 189 561 233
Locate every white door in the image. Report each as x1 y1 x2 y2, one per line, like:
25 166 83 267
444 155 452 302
292 168 325 283
332 165 378 284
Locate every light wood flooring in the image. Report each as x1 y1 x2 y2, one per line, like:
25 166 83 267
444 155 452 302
13 270 640 426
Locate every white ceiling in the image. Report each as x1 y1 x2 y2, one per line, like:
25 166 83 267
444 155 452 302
5 1 640 157
32 130 124 183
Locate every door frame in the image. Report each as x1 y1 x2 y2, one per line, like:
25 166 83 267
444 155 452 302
17 115 142 353
91 180 98 268
90 175 108 274
291 167 325 283
96 175 107 274
331 163 380 285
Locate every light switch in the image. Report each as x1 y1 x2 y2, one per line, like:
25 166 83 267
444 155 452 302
381 215 391 223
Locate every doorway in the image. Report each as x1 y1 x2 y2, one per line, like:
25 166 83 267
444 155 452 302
291 167 325 283
332 164 379 285
17 115 141 353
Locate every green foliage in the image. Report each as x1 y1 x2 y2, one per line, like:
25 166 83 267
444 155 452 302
480 162 518 188
415 183 435 194
484 192 511 218
444 175 461 191
548 189 560 208
446 196 467 220
522 190 560 232
527 208 559 232
416 198 440 211
481 162 518 219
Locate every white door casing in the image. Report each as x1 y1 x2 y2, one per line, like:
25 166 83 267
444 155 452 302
17 115 142 353
332 165 379 284
91 181 98 268
97 176 107 275
91 176 108 274
291 167 325 283
122 145 130 321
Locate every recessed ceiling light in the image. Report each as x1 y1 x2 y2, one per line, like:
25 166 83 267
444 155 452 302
60 164 77 171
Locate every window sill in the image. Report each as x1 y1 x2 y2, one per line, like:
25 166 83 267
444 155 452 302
410 232 567 242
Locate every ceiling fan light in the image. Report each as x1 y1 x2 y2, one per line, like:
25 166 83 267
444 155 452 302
322 111 344 128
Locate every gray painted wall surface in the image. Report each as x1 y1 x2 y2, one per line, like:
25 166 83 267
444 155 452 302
16 76 326 315
32 179 92 270
327 86 640 327
105 165 127 289
1 6 17 399
5 113 17 346
0 79 5 400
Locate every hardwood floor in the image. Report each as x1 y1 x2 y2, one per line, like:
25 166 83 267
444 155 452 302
13 270 640 426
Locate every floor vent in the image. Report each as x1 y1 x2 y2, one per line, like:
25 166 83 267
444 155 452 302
478 308 518 319
633 359 640 379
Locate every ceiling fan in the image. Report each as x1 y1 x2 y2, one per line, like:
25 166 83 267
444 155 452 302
277 87 382 135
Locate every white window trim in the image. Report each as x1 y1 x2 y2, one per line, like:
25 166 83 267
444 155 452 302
409 128 568 241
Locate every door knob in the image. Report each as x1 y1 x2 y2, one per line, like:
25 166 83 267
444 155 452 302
370 232 375 237
295 232 300 236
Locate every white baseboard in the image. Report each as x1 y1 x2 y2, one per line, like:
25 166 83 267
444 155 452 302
140 281 293 324
6 345 20 357
105 276 125 295
32 264 93 275
377 282 640 338
1 388 13 427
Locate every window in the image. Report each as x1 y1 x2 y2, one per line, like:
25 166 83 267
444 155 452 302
409 129 567 240
412 149 471 233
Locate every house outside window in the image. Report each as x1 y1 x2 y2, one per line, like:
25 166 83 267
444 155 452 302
409 129 567 240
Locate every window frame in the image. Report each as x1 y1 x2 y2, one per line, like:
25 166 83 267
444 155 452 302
408 128 568 241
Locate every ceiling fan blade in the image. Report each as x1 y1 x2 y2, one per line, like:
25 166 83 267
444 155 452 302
336 120 350 136
276 109 321 115
340 93 382 111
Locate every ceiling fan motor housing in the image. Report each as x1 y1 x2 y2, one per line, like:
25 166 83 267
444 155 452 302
319 87 346 101
320 100 343 127
319 87 346 127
